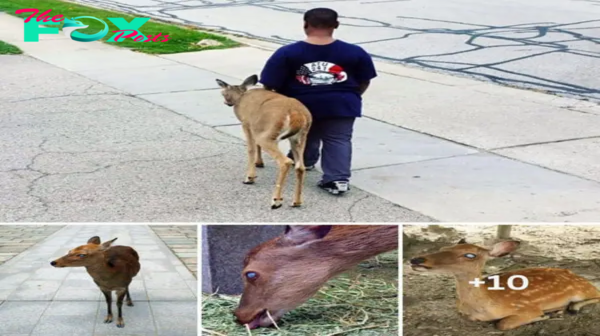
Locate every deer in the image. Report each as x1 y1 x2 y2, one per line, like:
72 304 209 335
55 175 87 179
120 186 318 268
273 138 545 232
215 75 312 209
233 225 398 329
409 238 600 331
51 236 141 328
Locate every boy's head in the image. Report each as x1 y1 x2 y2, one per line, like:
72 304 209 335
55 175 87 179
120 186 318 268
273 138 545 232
303 8 339 35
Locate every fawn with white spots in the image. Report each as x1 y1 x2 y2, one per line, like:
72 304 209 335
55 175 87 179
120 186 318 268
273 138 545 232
233 225 398 329
216 75 312 209
51 236 140 328
410 238 600 330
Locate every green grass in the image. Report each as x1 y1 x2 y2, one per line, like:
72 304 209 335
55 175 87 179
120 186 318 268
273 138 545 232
0 40 22 54
0 0 239 54
201 252 399 336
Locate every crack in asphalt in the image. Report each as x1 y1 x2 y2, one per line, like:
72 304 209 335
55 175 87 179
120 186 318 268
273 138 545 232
2 136 237 222
346 194 370 222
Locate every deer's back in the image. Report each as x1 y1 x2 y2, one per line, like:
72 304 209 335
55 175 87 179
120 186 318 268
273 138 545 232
484 268 599 312
238 89 311 126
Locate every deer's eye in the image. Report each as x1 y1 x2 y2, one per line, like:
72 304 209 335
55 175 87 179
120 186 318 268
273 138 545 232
464 253 477 259
245 272 258 280
77 254 86 258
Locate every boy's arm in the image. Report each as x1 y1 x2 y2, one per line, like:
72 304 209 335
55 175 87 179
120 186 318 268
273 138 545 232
358 81 371 95
355 47 378 96
259 48 288 92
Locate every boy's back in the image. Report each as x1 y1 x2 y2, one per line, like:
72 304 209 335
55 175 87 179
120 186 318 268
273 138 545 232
260 39 376 120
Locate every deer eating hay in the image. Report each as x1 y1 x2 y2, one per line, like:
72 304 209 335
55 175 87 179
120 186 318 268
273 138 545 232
216 75 312 209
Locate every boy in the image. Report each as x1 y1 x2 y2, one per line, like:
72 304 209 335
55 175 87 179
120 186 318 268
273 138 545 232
259 7 377 195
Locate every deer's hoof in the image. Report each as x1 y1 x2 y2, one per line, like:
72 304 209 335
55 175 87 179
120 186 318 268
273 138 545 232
255 162 264 168
127 301 134 307
290 202 302 207
116 318 125 328
271 198 283 209
104 314 113 323
243 177 256 184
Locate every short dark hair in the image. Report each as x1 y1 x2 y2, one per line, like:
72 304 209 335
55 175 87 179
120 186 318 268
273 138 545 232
304 8 338 29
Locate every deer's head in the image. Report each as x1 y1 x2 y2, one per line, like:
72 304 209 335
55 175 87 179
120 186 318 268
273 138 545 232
50 236 117 268
215 75 259 107
410 239 521 276
233 225 334 329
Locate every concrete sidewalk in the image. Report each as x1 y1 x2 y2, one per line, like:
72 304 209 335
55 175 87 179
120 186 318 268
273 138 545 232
1 12 600 221
0 224 197 336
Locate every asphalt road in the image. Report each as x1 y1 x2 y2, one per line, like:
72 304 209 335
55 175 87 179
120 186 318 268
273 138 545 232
77 0 600 102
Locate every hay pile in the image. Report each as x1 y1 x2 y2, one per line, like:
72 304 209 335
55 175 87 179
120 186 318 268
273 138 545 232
201 252 398 336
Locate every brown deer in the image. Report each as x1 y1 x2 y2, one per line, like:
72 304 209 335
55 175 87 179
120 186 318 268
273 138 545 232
409 238 600 330
216 75 312 209
51 236 141 328
233 225 398 329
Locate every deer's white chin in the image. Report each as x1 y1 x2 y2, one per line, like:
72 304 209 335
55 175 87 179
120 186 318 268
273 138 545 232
249 309 287 329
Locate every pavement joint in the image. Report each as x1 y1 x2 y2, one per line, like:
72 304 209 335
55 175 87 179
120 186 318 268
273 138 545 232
149 226 198 279
490 135 600 151
0 225 65 266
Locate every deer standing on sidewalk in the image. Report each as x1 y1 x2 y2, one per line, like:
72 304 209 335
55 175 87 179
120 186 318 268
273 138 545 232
233 225 398 329
216 75 312 209
51 236 141 328
410 239 600 330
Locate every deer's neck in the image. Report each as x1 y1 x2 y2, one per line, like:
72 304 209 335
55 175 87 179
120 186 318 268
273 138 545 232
232 105 244 122
454 271 491 314
311 225 398 275
84 254 112 283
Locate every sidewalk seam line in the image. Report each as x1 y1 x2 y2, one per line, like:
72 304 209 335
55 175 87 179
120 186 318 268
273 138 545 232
490 135 600 150
351 152 479 172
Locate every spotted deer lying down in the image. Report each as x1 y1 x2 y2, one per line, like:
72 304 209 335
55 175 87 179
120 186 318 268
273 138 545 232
51 236 140 328
410 239 600 330
216 75 312 209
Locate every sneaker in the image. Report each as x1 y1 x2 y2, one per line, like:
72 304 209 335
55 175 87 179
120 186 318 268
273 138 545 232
318 181 350 195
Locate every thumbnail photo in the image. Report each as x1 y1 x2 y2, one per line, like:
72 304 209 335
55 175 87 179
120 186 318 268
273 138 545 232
403 224 600 336
201 224 399 335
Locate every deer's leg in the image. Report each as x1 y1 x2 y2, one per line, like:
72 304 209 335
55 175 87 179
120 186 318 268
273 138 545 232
255 145 264 168
116 288 127 328
242 125 257 184
101 290 113 323
258 140 293 209
126 287 133 307
568 298 600 313
496 309 548 330
289 133 307 207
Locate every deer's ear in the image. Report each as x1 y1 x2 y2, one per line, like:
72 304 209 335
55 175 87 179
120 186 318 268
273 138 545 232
283 225 332 245
241 74 258 88
489 240 520 258
216 79 230 88
87 236 101 245
99 237 118 251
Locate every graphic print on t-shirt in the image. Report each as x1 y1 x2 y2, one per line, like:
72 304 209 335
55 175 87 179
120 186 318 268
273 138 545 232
296 61 348 86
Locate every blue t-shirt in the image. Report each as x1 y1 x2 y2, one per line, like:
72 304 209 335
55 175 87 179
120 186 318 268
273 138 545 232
259 40 377 120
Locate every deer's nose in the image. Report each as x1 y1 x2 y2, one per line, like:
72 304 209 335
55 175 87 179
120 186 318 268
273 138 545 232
50 261 57 266
410 257 426 265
